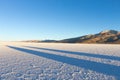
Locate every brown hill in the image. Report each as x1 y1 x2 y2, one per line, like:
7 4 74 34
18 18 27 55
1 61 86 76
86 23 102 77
59 30 120 44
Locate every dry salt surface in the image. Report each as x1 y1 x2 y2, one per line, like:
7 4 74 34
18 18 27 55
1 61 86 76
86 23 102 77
0 41 120 80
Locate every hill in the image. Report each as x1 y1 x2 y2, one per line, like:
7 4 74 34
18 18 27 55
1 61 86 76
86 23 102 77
59 30 120 44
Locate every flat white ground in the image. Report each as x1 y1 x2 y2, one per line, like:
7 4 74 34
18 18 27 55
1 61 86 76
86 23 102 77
0 42 120 80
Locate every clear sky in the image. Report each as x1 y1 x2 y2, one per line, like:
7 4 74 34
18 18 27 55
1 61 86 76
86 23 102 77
0 0 120 41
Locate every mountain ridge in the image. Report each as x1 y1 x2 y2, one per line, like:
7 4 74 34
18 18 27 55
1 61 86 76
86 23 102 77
59 30 120 44
21 30 120 44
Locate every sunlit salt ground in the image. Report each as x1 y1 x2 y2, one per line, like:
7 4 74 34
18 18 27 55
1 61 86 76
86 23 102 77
0 41 120 80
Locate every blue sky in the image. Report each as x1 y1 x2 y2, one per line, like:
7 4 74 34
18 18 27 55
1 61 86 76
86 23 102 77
0 0 120 41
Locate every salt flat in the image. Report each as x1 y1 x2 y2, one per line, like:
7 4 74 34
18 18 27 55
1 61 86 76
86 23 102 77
0 42 120 80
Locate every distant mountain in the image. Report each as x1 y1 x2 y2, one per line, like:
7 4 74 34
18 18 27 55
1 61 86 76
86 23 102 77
59 30 120 44
22 40 57 43
41 40 57 42
21 30 120 44
22 40 41 43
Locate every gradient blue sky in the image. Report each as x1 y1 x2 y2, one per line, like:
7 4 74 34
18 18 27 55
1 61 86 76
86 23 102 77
0 0 120 41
